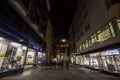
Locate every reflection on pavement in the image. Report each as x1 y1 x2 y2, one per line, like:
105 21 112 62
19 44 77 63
22 70 33 76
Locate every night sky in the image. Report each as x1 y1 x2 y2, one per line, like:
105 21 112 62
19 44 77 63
49 0 78 38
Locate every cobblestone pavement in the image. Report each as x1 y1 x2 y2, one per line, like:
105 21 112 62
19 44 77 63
1 65 120 80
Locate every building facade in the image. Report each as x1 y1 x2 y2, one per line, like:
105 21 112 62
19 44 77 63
0 0 49 76
71 0 120 74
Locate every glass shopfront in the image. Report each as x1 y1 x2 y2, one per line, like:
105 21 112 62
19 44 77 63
83 53 100 69
0 20 28 73
79 56 84 65
84 55 90 66
75 56 80 64
26 48 36 64
90 53 100 69
0 39 27 72
100 49 120 73
37 52 46 64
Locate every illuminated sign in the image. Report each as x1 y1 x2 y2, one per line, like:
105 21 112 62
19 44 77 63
106 49 119 55
55 44 69 47
33 45 40 51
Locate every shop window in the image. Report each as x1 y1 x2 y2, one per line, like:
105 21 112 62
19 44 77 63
109 22 116 37
0 38 9 71
97 30 102 42
0 37 27 72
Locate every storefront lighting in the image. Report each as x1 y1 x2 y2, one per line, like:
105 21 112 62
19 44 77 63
61 39 66 43
23 46 27 50
33 45 39 51
0 37 4 40
10 42 21 47
20 39 23 42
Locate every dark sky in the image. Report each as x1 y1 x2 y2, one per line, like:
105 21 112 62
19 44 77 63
49 0 78 38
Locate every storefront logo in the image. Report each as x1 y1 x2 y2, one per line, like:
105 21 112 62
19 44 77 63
106 49 119 55
33 45 40 51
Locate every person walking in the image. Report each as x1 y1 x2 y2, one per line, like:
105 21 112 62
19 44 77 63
60 58 64 70
53 58 57 69
50 58 54 69
65 58 69 70
57 58 60 70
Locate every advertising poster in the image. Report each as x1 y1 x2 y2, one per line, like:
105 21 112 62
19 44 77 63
37 52 46 64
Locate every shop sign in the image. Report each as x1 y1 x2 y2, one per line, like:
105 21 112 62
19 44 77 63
33 45 40 51
106 49 119 55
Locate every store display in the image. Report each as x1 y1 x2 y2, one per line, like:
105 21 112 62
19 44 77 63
37 52 46 64
26 51 35 64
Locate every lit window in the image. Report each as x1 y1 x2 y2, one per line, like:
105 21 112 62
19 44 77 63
117 19 120 30
91 34 97 45
105 28 111 39
85 40 88 48
97 27 111 42
109 22 116 37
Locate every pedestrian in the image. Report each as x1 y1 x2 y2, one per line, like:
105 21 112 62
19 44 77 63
60 58 64 70
50 58 54 69
65 58 69 70
53 58 57 69
57 58 60 70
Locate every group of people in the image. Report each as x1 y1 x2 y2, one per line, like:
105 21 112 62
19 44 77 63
50 58 69 70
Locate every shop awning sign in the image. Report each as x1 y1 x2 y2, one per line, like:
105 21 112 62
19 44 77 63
106 49 119 55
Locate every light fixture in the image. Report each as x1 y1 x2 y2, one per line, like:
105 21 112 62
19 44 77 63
23 46 27 50
10 42 21 47
20 39 23 42
61 39 66 43
0 37 4 40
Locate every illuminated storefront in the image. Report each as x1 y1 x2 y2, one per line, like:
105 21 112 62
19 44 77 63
37 52 46 64
100 49 120 73
26 49 36 64
26 44 40 65
84 55 90 66
82 49 120 73
75 55 84 65
0 20 28 73
89 53 100 69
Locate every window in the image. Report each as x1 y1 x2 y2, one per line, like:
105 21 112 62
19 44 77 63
88 39 92 47
117 19 120 30
83 43 86 50
85 40 88 48
91 34 97 45
0 37 27 73
97 27 112 42
109 22 116 37
79 44 82 51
